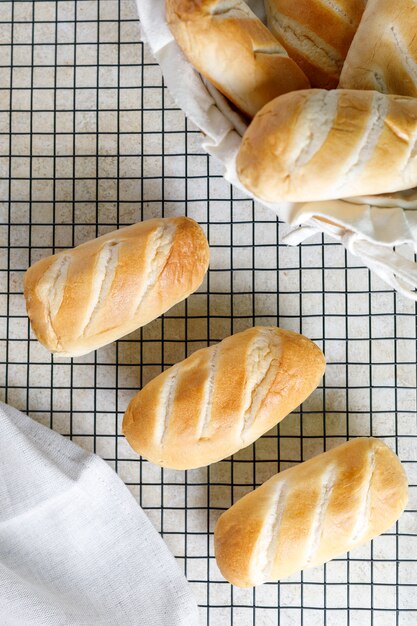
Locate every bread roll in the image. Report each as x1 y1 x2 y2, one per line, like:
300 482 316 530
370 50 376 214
166 0 309 118
265 0 366 89
237 88 417 203
24 217 209 357
215 438 408 587
122 327 325 469
339 0 417 97
338 1 417 207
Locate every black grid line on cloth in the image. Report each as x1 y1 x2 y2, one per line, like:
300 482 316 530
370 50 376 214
0 1 416 625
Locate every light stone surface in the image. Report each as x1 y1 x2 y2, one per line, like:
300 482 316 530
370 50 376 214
0 1 416 624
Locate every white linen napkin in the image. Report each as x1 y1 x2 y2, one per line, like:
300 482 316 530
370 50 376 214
0 401 199 626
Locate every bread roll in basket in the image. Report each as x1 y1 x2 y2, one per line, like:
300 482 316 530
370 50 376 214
138 0 417 300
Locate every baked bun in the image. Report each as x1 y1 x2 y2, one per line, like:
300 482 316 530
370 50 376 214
24 217 209 357
215 437 408 587
237 88 417 202
265 0 366 89
122 327 325 469
166 0 309 118
339 0 417 97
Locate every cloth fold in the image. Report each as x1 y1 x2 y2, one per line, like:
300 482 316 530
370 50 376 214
0 402 199 626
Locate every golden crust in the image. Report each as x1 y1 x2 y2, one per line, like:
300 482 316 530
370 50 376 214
166 0 309 118
214 438 408 587
23 217 209 357
237 88 417 202
266 0 366 88
339 0 417 97
122 327 325 469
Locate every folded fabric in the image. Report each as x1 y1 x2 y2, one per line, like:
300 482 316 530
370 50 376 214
0 401 199 626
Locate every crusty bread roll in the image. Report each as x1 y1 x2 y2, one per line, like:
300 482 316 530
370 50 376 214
166 0 309 118
339 0 417 97
265 0 366 89
215 437 408 587
122 327 325 469
24 217 209 357
237 88 417 203
338 1 417 207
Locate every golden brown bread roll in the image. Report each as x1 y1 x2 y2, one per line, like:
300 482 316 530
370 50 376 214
265 0 366 89
338 1 417 208
339 0 417 96
237 88 417 202
122 327 325 469
24 217 209 357
166 0 309 118
215 437 408 587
